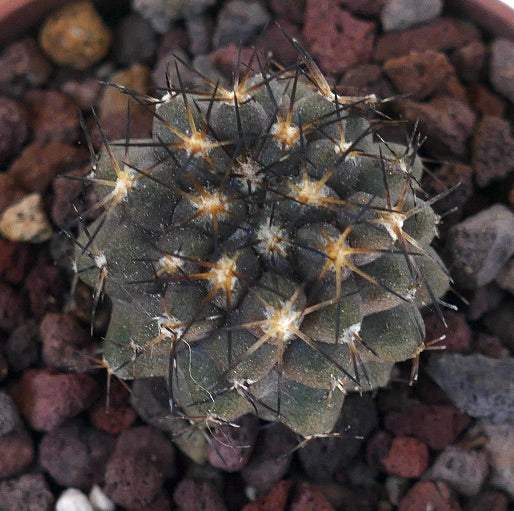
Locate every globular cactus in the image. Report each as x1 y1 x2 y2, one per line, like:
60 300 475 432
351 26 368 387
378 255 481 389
75 41 450 438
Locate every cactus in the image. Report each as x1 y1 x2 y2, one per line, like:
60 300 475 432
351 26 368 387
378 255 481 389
75 41 450 438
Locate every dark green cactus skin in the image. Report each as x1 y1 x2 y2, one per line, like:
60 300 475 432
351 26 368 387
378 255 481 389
76 51 449 437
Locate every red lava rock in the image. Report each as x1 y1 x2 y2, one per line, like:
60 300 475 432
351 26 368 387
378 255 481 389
467 84 506 118
0 282 26 332
337 0 386 16
88 379 137 434
395 96 476 157
424 311 473 353
384 404 470 450
51 163 96 227
338 63 395 99
290 482 335 511
303 0 376 75
208 413 260 472
40 312 93 371
14 368 99 431
4 320 40 372
173 479 227 511
452 41 486 83
210 45 265 77
383 50 464 101
0 428 34 478
8 141 89 194
266 0 305 24
256 19 304 67
398 481 461 511
24 255 67 318
474 333 510 359
0 239 31 285
0 473 54 511
366 430 392 470
114 426 176 478
0 173 25 214
241 423 297 493
381 436 429 478
374 17 479 61
0 37 52 93
104 452 164 509
472 115 514 188
0 96 28 164
23 89 80 143
39 419 115 489
464 490 509 511
241 480 293 511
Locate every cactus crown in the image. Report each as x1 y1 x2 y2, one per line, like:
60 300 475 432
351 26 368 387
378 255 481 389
75 38 450 439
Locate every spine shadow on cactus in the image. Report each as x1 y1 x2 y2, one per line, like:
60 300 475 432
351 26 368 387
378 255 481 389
69 35 452 442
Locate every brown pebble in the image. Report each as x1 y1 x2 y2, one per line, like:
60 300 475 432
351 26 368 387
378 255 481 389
472 115 514 188
374 17 479 61
398 481 460 511
338 63 394 100
96 64 154 144
453 40 486 83
0 38 52 93
395 96 476 157
8 141 89 193
39 0 112 70
14 368 99 431
23 89 80 143
383 50 461 100
0 96 29 164
467 84 506 118
0 173 25 214
303 0 376 75
0 428 34 478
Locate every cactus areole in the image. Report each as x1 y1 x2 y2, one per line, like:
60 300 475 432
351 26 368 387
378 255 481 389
76 40 450 438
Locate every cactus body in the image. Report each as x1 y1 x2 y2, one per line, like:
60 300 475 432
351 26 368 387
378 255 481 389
76 47 449 437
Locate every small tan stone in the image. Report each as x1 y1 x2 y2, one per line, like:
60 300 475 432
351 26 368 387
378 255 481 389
39 1 112 70
0 194 52 243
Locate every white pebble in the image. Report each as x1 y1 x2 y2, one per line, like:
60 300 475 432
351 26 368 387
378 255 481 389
89 485 115 511
56 488 94 511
